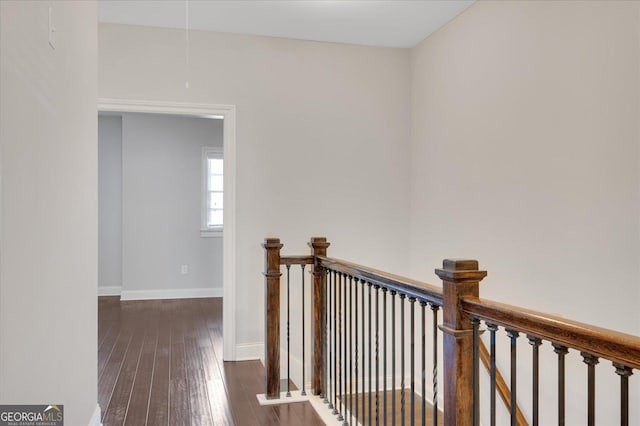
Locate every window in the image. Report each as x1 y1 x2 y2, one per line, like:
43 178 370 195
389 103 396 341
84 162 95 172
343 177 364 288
201 146 223 237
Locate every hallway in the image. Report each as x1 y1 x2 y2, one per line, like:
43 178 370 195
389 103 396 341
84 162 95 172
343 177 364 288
98 297 323 425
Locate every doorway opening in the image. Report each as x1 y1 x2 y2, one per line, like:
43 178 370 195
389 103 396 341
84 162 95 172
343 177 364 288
97 99 237 361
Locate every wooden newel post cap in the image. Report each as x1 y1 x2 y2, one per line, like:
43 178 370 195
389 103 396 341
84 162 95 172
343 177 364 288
309 237 330 250
263 238 283 280
435 259 487 282
263 238 283 249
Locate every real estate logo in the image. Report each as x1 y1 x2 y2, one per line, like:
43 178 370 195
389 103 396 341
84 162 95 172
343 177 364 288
0 405 63 426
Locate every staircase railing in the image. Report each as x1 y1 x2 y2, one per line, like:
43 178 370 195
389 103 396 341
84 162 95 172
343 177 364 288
261 237 640 426
463 297 640 426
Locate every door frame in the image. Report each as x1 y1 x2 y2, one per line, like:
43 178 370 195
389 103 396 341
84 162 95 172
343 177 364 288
97 98 238 360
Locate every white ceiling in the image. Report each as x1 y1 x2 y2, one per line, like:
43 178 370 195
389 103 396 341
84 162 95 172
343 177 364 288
98 0 474 48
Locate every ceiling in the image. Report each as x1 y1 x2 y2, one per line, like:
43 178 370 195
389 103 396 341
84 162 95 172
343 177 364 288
98 0 474 48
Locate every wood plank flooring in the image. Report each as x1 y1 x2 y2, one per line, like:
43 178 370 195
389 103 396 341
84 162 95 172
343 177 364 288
98 297 323 426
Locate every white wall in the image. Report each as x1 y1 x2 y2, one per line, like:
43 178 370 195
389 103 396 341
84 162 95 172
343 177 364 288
99 24 412 350
410 1 639 424
410 0 639 335
98 115 122 291
0 1 98 425
121 113 223 297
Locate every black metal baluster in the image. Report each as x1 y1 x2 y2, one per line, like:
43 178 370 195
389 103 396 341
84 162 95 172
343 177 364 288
368 282 373 426
506 330 519 426
552 344 568 426
349 275 354 426
346 274 351 426
375 285 380 426
383 288 388 426
338 272 344 422
613 363 633 426
421 301 426 426
472 318 480 426
341 272 347 425
286 264 292 397
301 264 307 396
362 279 367 426
332 271 338 414
430 303 439 426
581 352 598 426
324 268 330 405
410 297 416 426
488 324 498 426
355 277 359 424
391 291 396 426
400 294 406 426
528 336 541 426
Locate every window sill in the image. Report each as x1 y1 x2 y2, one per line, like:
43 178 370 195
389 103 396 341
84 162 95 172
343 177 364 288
201 228 223 238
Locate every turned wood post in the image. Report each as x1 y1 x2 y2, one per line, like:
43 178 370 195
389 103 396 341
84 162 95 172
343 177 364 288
264 238 283 399
309 236 330 395
436 259 487 426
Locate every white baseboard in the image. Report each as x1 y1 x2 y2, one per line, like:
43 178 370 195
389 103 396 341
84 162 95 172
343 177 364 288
120 287 223 301
308 394 351 425
257 389 310 406
256 392 357 425
88 404 102 426
97 286 122 296
235 342 263 361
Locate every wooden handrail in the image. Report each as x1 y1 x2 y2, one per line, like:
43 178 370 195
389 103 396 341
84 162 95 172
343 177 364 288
280 255 314 265
478 341 528 426
463 297 640 369
317 255 443 306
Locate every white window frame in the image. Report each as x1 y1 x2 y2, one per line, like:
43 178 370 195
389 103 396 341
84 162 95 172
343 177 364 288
201 146 224 237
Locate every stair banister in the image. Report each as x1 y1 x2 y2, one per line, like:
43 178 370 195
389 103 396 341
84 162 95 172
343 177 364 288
309 237 330 396
263 237 283 399
436 259 487 426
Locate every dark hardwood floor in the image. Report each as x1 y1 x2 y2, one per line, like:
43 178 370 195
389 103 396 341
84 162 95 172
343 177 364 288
98 297 323 426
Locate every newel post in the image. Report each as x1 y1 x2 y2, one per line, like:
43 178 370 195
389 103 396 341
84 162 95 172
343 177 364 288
263 238 283 399
309 237 330 395
436 259 487 426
